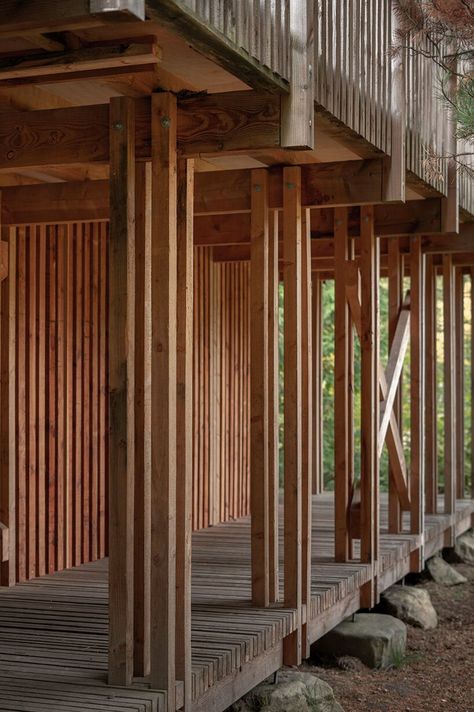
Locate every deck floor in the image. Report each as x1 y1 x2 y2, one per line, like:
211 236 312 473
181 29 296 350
0 494 472 712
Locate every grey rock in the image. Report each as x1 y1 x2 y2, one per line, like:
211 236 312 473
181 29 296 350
455 530 474 564
426 555 467 586
313 613 406 669
230 670 344 712
381 585 437 630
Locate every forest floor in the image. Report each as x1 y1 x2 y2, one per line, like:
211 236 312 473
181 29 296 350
304 561 474 712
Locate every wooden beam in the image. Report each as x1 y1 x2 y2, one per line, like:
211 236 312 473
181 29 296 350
425 254 438 514
0 42 160 85
268 210 280 603
455 268 465 498
176 158 194 709
281 0 314 149
0 1 144 37
149 93 177 709
359 206 379 607
250 169 270 608
409 236 425 570
443 255 456 518
387 239 403 532
383 8 406 202
334 208 351 562
108 96 135 687
0 92 281 169
283 166 302 666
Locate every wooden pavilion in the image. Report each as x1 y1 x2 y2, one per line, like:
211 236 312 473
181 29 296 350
0 1 473 711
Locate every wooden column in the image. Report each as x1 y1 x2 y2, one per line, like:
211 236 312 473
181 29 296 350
359 206 379 608
455 268 465 499
108 96 136 687
134 162 151 677
301 208 313 658
334 208 351 562
387 238 403 533
283 166 302 665
176 157 194 709
409 236 424 570
149 92 177 710
268 209 280 603
312 276 324 495
250 169 270 607
443 255 456 520
0 224 15 586
425 254 438 514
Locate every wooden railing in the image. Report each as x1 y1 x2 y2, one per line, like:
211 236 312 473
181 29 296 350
313 0 392 155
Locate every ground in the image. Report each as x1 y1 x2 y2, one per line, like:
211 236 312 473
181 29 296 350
304 562 474 712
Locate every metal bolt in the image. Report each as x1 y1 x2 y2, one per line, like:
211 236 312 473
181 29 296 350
253 184 261 192
161 116 171 129
286 182 295 190
113 121 123 131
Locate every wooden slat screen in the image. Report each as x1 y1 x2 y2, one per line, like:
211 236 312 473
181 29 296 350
2 228 251 582
193 247 250 529
5 222 108 583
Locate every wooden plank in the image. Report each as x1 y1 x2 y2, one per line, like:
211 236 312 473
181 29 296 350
409 236 424 570
0 93 282 170
425 254 438 514
108 96 135 687
281 0 314 149
334 207 351 562
133 162 151 678
311 276 324 495
383 8 406 202
149 92 177 709
387 239 403 532
250 169 270 608
301 208 313 658
267 210 280 603
0 226 15 586
455 269 465 498
359 205 379 607
443 255 456 517
176 158 194 710
282 166 302 665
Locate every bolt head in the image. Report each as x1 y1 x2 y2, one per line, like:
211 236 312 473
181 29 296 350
160 116 171 129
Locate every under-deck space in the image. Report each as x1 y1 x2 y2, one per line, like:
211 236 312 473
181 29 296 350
0 494 472 712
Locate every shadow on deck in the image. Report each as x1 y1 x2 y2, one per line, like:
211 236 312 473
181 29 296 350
0 493 472 712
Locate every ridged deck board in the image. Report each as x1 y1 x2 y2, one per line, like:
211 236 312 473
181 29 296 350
0 494 472 711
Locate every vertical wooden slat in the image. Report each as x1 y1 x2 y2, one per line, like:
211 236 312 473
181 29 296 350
410 236 424 570
268 210 279 602
46 226 57 574
134 162 151 678
91 223 100 562
74 224 83 567
250 168 270 608
443 255 456 519
99 222 108 559
27 226 37 580
425 253 438 514
301 207 312 658
17 227 26 582
0 225 16 586
312 275 323 495
359 205 379 608
176 157 194 709
149 92 177 709
283 166 302 665
56 225 66 571
37 225 46 577
455 269 465 499
108 96 136 687
334 207 351 562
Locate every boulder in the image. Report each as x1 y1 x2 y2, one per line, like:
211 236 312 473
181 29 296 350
380 585 437 630
426 555 467 586
455 530 474 564
313 613 406 669
231 670 344 712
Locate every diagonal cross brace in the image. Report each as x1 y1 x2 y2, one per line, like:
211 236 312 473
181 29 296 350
344 261 411 511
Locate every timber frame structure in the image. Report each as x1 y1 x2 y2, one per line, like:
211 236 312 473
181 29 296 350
0 1 473 711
